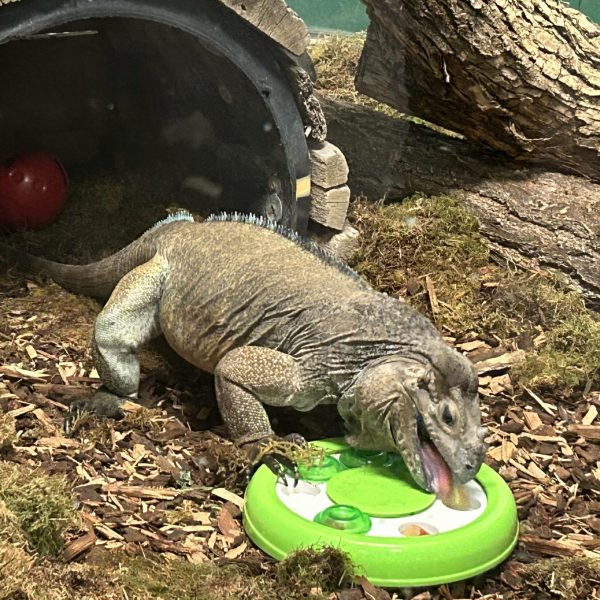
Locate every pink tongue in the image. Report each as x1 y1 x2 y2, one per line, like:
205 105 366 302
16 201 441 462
420 440 452 498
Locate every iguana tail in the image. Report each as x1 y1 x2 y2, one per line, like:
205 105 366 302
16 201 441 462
8 241 156 300
1 211 194 300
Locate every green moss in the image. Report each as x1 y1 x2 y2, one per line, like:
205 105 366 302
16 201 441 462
0 462 78 556
0 547 119 600
349 196 600 396
0 412 17 452
350 195 489 330
0 541 34 600
513 307 600 394
0 499 28 548
310 34 405 117
104 546 353 600
354 194 487 269
522 556 600 600
129 560 271 600
122 406 164 433
309 34 391 111
115 555 216 599
275 546 355 593
254 439 327 470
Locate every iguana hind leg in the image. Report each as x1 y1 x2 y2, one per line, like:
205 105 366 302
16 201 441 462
214 346 304 445
65 255 167 430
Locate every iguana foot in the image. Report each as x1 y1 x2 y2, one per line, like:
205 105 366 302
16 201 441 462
260 452 300 486
282 432 308 447
243 433 307 487
64 390 126 435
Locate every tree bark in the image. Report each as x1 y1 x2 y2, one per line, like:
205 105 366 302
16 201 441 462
356 0 600 181
321 98 600 309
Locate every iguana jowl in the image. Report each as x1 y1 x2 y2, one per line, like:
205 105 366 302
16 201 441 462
20 211 487 494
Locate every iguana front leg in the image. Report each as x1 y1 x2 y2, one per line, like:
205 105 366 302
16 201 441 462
215 346 307 484
214 346 305 445
65 255 167 431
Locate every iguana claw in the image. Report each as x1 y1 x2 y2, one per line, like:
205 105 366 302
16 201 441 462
64 390 125 435
242 433 306 487
261 452 300 487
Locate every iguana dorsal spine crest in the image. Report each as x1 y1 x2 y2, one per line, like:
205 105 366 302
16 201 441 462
206 211 364 283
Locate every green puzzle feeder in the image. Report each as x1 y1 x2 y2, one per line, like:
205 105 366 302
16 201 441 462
244 438 518 588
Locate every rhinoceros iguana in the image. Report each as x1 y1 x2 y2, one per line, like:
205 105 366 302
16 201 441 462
12 211 487 495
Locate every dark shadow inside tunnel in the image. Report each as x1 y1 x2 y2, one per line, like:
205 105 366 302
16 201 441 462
0 1 311 232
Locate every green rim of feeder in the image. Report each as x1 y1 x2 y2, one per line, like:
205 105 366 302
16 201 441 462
338 448 391 468
243 438 520 588
297 455 345 482
314 504 372 534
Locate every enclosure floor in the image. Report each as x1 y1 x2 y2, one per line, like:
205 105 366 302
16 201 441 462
1 111 598 600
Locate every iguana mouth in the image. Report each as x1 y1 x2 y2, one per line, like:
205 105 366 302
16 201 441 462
416 414 452 496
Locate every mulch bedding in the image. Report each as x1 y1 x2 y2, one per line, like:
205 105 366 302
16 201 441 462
0 261 599 599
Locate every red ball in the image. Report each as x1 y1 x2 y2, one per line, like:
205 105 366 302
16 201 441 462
0 153 68 230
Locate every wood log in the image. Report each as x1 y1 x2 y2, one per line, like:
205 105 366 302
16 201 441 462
356 0 600 181
309 184 351 230
321 98 600 308
308 221 360 261
309 141 349 188
217 0 309 55
0 0 310 56
285 64 328 142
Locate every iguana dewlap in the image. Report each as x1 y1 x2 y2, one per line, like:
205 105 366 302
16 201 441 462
18 211 487 493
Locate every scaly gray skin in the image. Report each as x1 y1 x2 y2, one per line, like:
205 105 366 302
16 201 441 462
16 211 487 491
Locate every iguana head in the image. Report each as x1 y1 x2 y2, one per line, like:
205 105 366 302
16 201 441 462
338 349 486 494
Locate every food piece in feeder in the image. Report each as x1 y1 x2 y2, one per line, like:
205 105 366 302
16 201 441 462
399 523 436 536
441 483 481 511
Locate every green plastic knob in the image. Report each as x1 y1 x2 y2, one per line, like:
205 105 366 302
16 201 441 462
314 504 372 534
298 455 346 482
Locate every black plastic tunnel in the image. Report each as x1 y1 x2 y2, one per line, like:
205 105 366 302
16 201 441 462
0 0 312 231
